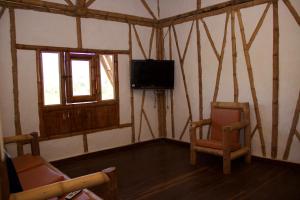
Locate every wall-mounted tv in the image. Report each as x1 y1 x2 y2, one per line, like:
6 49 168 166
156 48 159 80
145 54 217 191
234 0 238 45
131 59 174 89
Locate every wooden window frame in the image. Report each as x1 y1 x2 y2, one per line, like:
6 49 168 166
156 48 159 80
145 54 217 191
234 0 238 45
66 53 100 103
38 49 120 139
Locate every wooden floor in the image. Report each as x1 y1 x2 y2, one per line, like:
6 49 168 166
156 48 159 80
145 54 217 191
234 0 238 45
52 139 300 200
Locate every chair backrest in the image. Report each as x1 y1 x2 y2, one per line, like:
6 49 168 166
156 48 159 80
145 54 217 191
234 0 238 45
210 102 250 145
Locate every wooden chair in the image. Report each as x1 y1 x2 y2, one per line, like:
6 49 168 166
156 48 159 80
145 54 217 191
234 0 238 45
190 102 251 174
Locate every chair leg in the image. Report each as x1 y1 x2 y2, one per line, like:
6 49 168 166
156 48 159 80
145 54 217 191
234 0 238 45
190 149 197 165
223 152 231 174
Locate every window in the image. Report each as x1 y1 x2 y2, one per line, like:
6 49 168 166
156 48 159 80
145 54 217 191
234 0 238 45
38 50 119 138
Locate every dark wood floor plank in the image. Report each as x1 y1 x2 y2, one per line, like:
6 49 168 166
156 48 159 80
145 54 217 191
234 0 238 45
52 140 300 200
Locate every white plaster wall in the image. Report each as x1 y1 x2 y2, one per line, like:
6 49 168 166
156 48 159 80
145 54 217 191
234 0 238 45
15 10 77 47
162 1 300 163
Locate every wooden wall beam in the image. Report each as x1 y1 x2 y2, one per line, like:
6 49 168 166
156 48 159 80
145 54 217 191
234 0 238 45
283 91 300 160
85 0 96 8
231 11 239 102
9 8 23 155
64 0 74 7
0 0 156 27
0 7 6 19
128 24 136 143
76 17 83 48
16 44 130 54
283 0 300 26
237 10 266 156
201 19 220 60
247 2 271 49
141 0 157 20
271 0 279 159
213 13 230 102
159 0 271 27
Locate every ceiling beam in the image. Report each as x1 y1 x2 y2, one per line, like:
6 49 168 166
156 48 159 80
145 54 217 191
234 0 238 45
0 0 157 27
158 0 272 27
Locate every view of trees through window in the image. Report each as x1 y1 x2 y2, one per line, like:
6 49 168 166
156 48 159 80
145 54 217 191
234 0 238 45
71 60 91 96
41 52 61 105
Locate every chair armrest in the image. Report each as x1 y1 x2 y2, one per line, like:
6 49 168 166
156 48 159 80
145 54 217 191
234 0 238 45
9 171 110 200
190 119 211 129
189 119 211 145
222 120 249 132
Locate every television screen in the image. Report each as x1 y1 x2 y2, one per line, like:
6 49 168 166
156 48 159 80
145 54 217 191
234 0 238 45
131 60 174 89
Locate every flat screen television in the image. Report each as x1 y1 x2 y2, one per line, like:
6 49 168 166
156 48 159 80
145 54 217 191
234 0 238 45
131 59 174 89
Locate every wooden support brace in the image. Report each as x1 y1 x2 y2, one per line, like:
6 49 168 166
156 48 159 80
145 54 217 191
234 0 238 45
283 91 300 160
141 0 157 20
172 22 194 121
85 0 96 8
168 26 175 139
251 124 258 139
237 10 266 156
179 116 191 140
142 109 156 139
138 90 146 142
295 130 300 142
201 19 220 61
64 0 74 6
133 25 147 59
148 27 155 58
212 12 229 102
283 0 300 26
247 2 271 50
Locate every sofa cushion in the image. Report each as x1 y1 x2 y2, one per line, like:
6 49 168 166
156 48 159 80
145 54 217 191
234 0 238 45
18 164 65 190
5 152 23 193
13 154 45 173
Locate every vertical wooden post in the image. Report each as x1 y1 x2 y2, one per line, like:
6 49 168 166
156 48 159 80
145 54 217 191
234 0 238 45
76 17 83 48
129 24 136 143
169 26 175 139
156 27 167 138
271 0 279 159
9 8 23 155
196 0 203 138
231 11 239 102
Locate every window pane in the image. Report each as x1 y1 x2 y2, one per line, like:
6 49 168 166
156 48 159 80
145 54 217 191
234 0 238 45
42 52 61 105
71 60 91 96
100 55 115 100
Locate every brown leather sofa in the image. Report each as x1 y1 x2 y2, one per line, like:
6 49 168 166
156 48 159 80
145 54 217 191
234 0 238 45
1 132 117 200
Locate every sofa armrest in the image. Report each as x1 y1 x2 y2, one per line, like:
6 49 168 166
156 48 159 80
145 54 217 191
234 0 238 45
4 133 40 156
190 119 211 129
9 171 110 200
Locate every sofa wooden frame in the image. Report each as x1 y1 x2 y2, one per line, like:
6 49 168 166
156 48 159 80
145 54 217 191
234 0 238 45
0 132 118 200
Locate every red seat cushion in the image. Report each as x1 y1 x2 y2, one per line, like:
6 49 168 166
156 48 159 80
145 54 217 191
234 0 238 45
18 165 65 190
211 107 241 146
13 154 45 173
195 139 241 151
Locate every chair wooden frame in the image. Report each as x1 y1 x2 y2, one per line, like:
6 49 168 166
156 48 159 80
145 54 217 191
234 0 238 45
190 102 251 174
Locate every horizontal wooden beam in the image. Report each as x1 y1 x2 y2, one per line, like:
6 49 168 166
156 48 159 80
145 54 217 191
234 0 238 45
0 0 157 27
16 43 130 54
158 0 271 27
